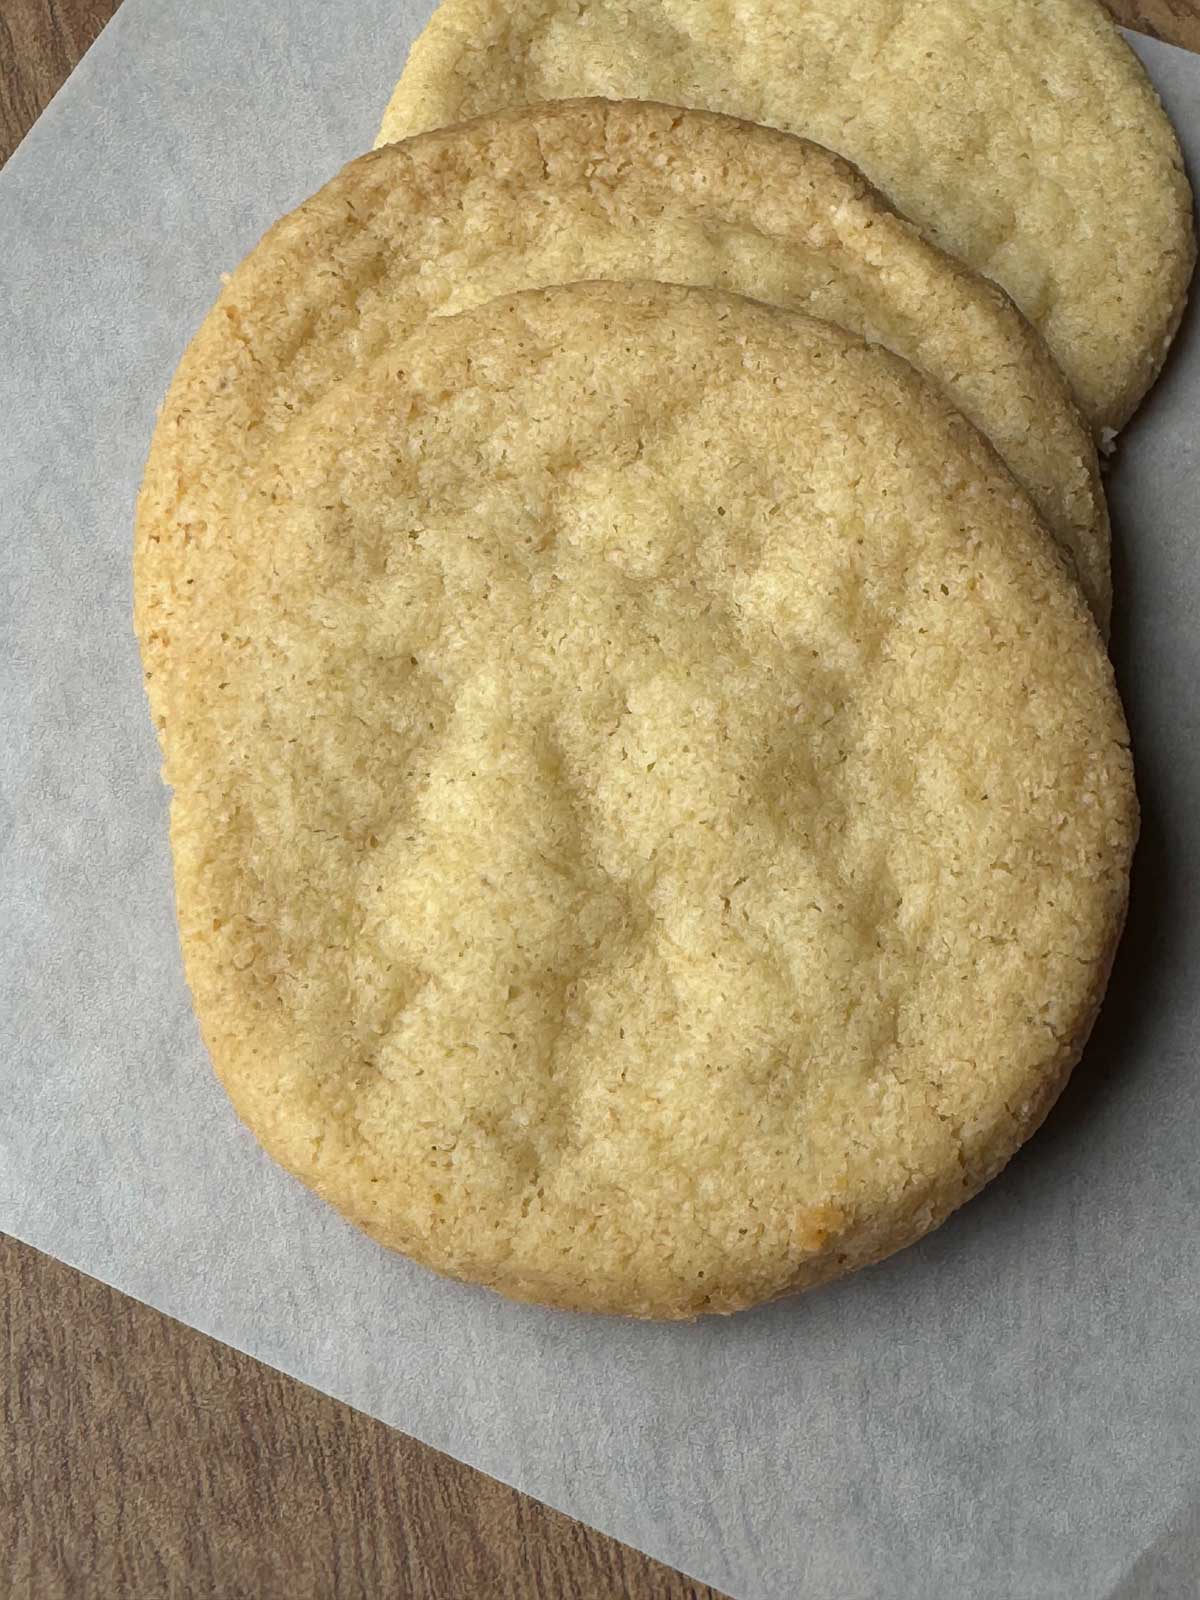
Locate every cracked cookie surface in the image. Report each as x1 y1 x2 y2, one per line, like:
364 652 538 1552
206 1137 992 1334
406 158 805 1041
380 0 1195 434
135 283 1135 1318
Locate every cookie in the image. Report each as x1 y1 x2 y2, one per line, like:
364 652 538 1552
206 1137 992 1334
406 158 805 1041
142 100 1111 620
379 0 1195 434
135 281 1135 1318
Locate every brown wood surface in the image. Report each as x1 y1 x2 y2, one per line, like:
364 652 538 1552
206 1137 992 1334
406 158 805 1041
2 1 1198 1597
1109 0 1200 46
2 1235 724 1600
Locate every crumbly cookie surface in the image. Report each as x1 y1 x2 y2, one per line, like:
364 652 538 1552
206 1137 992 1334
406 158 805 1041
135 283 1134 1318
380 0 1195 432
141 99 1112 619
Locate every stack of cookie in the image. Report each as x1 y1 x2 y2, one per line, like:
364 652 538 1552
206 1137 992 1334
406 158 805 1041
135 0 1194 1319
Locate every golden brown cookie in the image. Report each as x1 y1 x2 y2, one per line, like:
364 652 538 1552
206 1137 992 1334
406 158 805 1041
136 281 1135 1318
380 0 1195 434
138 100 1112 620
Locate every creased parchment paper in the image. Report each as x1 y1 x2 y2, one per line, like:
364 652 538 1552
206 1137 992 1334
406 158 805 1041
1 7 1198 1595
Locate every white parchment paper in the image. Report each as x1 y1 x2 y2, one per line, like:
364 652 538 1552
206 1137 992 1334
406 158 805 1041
2 7 1198 1595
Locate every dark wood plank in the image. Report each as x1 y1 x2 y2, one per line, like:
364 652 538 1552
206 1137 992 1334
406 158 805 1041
3 2 1198 1598
1105 0 1200 48
0 0 123 165
2 1234 722 1600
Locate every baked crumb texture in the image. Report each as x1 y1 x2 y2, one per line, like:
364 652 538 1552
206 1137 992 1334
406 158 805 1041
136 281 1135 1319
143 101 1113 619
380 0 1196 434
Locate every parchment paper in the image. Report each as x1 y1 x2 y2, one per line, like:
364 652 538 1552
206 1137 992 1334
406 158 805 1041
2 8 1198 1595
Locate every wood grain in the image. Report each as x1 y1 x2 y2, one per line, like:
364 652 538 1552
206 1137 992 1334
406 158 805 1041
0 0 122 163
1107 0 1200 48
2 1 1197 1598
2 1235 721 1600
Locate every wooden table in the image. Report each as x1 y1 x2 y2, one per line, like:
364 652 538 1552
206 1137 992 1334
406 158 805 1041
2 2 1197 1595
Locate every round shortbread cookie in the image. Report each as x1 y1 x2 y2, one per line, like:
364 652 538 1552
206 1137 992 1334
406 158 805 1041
143 100 1111 621
379 0 1195 434
136 281 1135 1319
